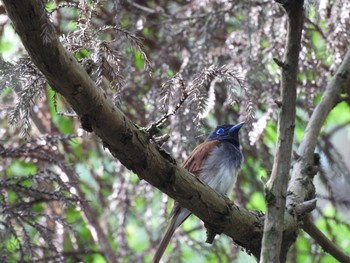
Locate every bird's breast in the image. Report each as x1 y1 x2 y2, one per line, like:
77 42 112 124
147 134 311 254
199 142 243 195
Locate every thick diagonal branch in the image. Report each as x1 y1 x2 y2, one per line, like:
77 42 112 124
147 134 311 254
3 0 265 259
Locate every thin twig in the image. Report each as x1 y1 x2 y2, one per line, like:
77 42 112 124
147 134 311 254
302 216 350 263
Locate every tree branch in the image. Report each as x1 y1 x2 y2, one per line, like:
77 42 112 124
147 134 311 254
286 47 350 213
286 47 350 262
302 216 350 263
260 1 304 262
298 47 350 162
3 0 265 259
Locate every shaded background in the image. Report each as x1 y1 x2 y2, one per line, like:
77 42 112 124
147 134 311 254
0 0 349 262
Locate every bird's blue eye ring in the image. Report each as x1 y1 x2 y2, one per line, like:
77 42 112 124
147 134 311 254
216 128 225 135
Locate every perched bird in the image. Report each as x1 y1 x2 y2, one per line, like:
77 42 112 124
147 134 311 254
152 122 245 263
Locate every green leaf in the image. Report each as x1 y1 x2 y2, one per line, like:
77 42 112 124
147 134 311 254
126 223 148 252
75 48 91 59
142 27 153 37
6 160 37 176
134 50 144 70
92 253 107 263
5 234 20 252
246 192 266 211
47 88 74 134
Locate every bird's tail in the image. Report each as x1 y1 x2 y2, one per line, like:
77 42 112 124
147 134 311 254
152 208 191 263
152 217 177 263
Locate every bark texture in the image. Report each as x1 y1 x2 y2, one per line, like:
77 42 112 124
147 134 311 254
288 48 350 263
260 1 304 262
3 1 350 262
3 0 264 259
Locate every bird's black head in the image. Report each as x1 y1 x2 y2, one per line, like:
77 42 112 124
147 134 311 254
206 122 245 147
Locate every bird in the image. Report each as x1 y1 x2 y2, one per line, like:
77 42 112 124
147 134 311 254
152 122 245 263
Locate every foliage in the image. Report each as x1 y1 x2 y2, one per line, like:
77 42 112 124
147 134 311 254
0 0 349 262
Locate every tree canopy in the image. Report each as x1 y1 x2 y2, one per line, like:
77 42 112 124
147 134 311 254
0 0 350 262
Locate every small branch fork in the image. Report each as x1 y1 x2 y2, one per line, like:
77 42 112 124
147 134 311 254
289 47 350 263
147 77 187 138
265 1 350 261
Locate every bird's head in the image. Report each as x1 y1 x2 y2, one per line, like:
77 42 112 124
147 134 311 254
206 122 245 147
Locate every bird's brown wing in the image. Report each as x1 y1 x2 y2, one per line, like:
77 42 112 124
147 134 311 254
169 140 221 219
182 140 221 176
153 140 221 262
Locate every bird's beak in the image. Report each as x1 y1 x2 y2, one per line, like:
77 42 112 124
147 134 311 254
229 122 245 133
